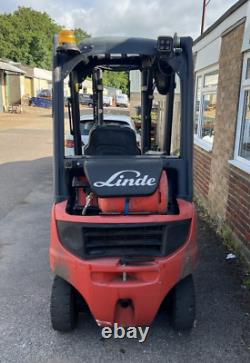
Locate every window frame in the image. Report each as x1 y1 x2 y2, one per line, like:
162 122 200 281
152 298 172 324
194 65 219 152
231 52 250 173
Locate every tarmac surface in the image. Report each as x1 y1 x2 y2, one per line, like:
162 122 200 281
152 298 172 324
0 107 249 363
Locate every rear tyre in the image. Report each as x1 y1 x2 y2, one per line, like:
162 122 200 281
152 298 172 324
169 275 195 331
50 276 78 332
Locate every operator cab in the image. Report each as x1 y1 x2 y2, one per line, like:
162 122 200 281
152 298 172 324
53 34 193 217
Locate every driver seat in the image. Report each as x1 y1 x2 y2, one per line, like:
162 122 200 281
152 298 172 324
84 125 140 155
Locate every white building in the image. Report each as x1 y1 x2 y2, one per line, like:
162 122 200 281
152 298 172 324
129 0 250 262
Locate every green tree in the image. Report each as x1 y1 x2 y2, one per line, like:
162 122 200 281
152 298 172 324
0 7 88 69
74 27 89 44
103 70 129 94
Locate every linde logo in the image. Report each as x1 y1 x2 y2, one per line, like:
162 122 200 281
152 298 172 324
93 170 156 188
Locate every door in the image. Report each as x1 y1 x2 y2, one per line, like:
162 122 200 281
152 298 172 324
24 77 33 97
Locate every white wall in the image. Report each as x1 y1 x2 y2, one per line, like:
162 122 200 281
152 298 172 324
193 0 248 72
33 68 52 81
130 70 140 92
194 37 221 71
242 1 250 52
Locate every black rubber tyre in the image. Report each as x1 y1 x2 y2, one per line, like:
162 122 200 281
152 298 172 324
169 275 196 331
50 276 78 332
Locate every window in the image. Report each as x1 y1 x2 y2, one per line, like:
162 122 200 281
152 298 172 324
201 93 217 143
204 72 218 87
245 58 250 80
232 53 250 170
194 68 219 150
194 76 202 134
239 91 250 161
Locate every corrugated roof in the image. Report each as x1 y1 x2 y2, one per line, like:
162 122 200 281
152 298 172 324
0 61 25 74
17 64 34 78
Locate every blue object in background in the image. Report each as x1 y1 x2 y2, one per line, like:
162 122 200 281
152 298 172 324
31 97 52 108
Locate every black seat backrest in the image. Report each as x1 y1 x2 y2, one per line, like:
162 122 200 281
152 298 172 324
84 125 141 155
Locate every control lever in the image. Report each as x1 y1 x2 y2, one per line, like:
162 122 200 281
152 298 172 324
82 192 94 215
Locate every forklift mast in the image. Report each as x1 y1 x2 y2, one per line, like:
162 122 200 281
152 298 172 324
52 35 194 203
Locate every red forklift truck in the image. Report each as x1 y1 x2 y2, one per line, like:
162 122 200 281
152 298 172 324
50 31 199 332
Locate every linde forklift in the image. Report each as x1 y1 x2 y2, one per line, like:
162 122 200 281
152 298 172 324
50 30 198 332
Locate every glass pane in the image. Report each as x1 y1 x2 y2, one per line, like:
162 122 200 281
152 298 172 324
194 76 202 134
239 91 250 161
80 120 94 135
246 59 250 80
201 93 217 144
204 72 218 88
170 78 181 156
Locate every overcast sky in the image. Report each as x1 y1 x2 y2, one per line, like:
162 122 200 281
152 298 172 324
0 0 237 39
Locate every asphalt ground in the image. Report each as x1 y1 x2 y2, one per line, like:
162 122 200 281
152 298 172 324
0 107 249 363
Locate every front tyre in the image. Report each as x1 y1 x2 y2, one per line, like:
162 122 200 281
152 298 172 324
169 275 196 331
50 276 78 332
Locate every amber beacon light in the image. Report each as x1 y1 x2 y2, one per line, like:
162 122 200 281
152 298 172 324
58 29 76 45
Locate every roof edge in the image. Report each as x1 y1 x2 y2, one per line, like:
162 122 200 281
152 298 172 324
194 0 248 44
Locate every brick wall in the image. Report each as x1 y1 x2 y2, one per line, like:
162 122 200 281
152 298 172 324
207 22 245 220
194 146 212 199
226 165 250 250
194 21 250 259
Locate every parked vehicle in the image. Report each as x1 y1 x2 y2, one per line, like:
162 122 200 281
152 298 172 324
37 89 52 98
30 89 52 108
79 93 93 107
103 95 112 107
116 93 128 107
65 114 141 156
